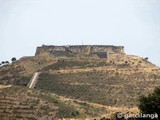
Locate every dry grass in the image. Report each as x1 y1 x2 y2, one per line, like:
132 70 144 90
0 85 12 89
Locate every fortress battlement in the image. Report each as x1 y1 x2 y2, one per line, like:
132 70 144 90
35 45 124 58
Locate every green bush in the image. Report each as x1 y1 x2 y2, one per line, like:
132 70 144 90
138 86 160 118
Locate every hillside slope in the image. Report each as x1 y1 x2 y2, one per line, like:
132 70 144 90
0 85 111 120
35 54 160 107
0 55 56 85
0 52 160 119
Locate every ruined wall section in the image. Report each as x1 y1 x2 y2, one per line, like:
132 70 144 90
35 45 124 57
90 45 124 53
35 45 65 56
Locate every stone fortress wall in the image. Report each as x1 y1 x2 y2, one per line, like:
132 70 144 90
35 45 124 58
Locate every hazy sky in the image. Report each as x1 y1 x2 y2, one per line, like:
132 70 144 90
0 0 160 66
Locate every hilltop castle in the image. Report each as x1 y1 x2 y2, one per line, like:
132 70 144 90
35 45 124 58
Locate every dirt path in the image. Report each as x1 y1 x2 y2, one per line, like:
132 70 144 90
28 72 40 88
51 92 139 117
49 67 160 75
0 85 12 89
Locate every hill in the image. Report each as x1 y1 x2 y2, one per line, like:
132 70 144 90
0 85 108 119
35 54 160 107
0 46 160 119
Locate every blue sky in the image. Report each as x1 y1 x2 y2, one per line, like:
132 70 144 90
0 0 160 66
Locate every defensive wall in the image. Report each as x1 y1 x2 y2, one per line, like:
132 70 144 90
35 45 124 58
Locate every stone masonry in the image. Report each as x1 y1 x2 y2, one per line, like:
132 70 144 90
35 45 124 58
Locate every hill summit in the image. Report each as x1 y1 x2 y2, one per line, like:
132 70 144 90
35 45 124 58
0 45 160 119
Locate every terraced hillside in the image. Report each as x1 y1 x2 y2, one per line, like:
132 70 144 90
0 85 111 120
0 52 160 119
0 55 56 85
35 54 160 107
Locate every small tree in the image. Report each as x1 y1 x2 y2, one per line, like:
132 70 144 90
145 57 149 60
139 86 160 118
5 61 9 64
11 57 16 62
1 61 5 64
125 61 128 64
